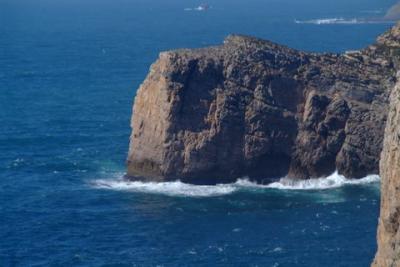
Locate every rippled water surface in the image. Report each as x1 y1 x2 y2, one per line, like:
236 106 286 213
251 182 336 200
1 0 396 266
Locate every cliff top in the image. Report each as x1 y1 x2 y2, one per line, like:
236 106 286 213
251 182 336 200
163 22 400 61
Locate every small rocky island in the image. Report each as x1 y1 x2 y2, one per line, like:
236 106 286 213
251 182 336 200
127 23 399 184
127 22 400 266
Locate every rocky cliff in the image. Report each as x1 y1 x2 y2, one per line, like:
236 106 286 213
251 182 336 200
127 23 400 184
373 76 400 267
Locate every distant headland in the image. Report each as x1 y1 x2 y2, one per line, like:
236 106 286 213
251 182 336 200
385 1 400 20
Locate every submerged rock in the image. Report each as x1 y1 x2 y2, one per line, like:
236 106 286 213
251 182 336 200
127 23 400 184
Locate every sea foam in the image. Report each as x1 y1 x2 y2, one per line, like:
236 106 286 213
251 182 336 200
262 171 380 190
91 171 380 197
93 177 237 197
294 18 394 25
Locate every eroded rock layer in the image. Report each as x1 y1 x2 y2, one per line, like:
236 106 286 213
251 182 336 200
127 23 400 184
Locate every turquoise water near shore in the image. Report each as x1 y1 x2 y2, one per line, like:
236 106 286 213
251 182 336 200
0 0 397 266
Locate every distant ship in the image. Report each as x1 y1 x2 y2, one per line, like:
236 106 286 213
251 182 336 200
195 4 209 11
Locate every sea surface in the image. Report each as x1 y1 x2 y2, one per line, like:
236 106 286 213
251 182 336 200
0 0 397 266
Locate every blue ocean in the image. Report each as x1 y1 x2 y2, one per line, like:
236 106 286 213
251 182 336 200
1 0 397 266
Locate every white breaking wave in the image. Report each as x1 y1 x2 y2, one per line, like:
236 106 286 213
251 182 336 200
262 171 380 190
294 18 394 25
92 178 237 197
91 171 379 197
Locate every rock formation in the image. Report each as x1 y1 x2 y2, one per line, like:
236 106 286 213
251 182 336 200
373 75 400 267
127 23 400 184
373 24 400 265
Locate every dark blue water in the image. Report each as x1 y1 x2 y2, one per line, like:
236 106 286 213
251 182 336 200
0 0 396 266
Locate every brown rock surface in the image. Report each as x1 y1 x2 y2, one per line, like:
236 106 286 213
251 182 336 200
373 77 400 267
127 23 400 184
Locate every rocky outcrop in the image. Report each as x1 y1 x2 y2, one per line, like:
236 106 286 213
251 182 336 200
127 23 400 184
373 76 400 267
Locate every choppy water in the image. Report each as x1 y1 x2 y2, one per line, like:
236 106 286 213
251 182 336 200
1 0 396 266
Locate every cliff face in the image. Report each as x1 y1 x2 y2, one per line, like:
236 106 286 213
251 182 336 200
127 23 399 184
373 77 400 267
